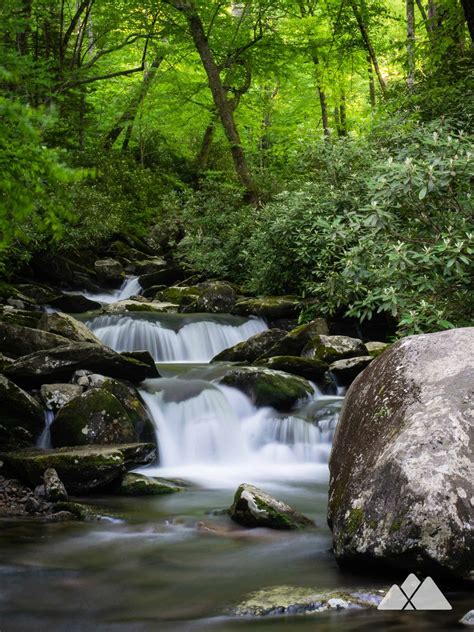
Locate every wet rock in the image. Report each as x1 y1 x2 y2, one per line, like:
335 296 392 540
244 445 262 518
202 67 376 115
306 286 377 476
48 294 102 313
328 327 474 581
43 467 68 501
230 483 314 530
254 355 328 382
220 366 313 411
181 281 237 314
94 258 124 287
0 443 156 493
365 341 391 357
139 266 187 289
0 375 44 448
158 285 201 305
38 312 103 345
258 318 330 359
212 329 286 363
232 296 300 320
51 388 137 447
460 610 474 626
5 342 159 387
40 383 84 411
52 500 105 521
114 473 182 496
15 283 61 305
329 356 373 386
141 284 167 299
0 474 52 517
302 334 367 363
128 257 167 276
101 299 177 314
232 585 383 616
0 352 15 372
0 305 42 328
0 321 71 358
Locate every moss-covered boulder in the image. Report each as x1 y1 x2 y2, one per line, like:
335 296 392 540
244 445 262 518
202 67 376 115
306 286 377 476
230 484 314 530
51 388 137 447
232 586 383 616
0 321 71 358
219 366 313 411
94 258 124 287
212 329 286 363
0 353 14 372
129 257 167 276
139 266 187 289
257 318 329 360
114 473 182 496
182 281 237 314
40 383 84 411
329 356 373 386
365 341 391 357
42 467 68 501
38 312 103 345
158 285 200 305
0 305 42 328
254 356 328 382
232 296 300 320
101 299 177 314
0 443 156 493
0 375 44 447
48 294 102 313
302 334 367 363
15 283 61 305
5 342 159 387
328 328 474 581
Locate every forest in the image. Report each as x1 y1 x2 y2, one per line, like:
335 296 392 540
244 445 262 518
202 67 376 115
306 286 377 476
1 0 472 336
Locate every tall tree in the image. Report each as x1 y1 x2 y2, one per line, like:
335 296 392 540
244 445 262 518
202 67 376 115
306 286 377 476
406 0 416 87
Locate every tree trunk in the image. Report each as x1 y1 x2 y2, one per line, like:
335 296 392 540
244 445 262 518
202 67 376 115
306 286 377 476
461 0 474 41
172 1 256 198
311 49 330 137
339 93 347 136
196 113 218 171
103 55 164 150
368 55 376 108
349 0 387 96
406 0 416 88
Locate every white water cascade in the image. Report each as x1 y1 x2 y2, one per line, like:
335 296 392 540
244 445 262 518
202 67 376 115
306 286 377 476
65 276 142 304
37 410 55 449
88 314 268 362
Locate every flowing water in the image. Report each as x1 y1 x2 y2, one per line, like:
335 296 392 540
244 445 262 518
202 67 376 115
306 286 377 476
64 275 142 304
1 302 470 631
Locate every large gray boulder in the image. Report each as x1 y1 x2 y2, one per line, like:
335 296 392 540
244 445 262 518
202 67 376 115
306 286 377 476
0 321 71 358
257 319 329 360
38 312 103 345
212 329 286 363
303 334 367 363
328 328 474 581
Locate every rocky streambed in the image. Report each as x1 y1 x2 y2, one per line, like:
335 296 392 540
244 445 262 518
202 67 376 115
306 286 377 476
0 239 472 629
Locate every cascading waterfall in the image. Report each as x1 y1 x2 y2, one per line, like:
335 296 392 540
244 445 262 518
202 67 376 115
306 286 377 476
37 410 55 449
65 276 142 304
88 314 267 362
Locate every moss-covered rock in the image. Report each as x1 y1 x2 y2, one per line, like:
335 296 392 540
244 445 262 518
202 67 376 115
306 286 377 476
182 281 237 314
51 388 137 447
101 299 178 314
232 296 300 320
329 356 373 386
0 375 44 447
158 285 200 305
212 329 286 363
15 283 61 305
302 334 367 363
94 258 124 288
42 467 68 501
114 473 182 496
219 366 313 411
0 443 156 493
52 500 104 521
5 342 159 387
257 318 329 359
232 585 383 616
328 328 474 581
0 353 15 372
0 321 71 358
0 305 42 328
38 312 103 345
48 294 102 313
254 355 328 382
40 383 84 411
230 483 314 530
129 257 167 276
365 341 391 357
139 266 187 289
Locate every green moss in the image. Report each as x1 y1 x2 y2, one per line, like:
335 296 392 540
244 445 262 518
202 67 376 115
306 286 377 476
346 507 364 536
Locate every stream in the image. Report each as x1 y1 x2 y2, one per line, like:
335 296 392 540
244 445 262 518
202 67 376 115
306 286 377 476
0 280 470 631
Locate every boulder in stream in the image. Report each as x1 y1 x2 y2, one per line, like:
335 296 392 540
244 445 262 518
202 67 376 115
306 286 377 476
254 355 328 382
5 342 159 387
181 280 237 314
232 296 300 320
114 473 182 496
258 318 329 359
0 443 156 493
329 356 373 386
94 258 124 287
48 294 102 313
328 327 474 581
212 329 286 363
40 383 84 411
38 312 103 345
230 483 314 530
101 299 177 314
302 334 367 363
0 375 44 448
219 366 313 411
0 321 71 358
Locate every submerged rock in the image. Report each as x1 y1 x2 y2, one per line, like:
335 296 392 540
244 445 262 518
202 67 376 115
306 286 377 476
328 327 474 581
51 388 137 447
219 366 313 411
229 483 314 530
40 383 84 411
115 473 182 496
0 375 44 447
0 321 70 358
232 585 383 616
212 329 286 363
258 318 329 359
0 443 156 493
5 342 159 387
302 334 367 363
254 355 328 382
232 296 300 320
38 311 103 345
329 356 373 386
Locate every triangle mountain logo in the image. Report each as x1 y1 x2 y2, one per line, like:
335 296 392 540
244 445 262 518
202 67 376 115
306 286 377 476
377 573 452 610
